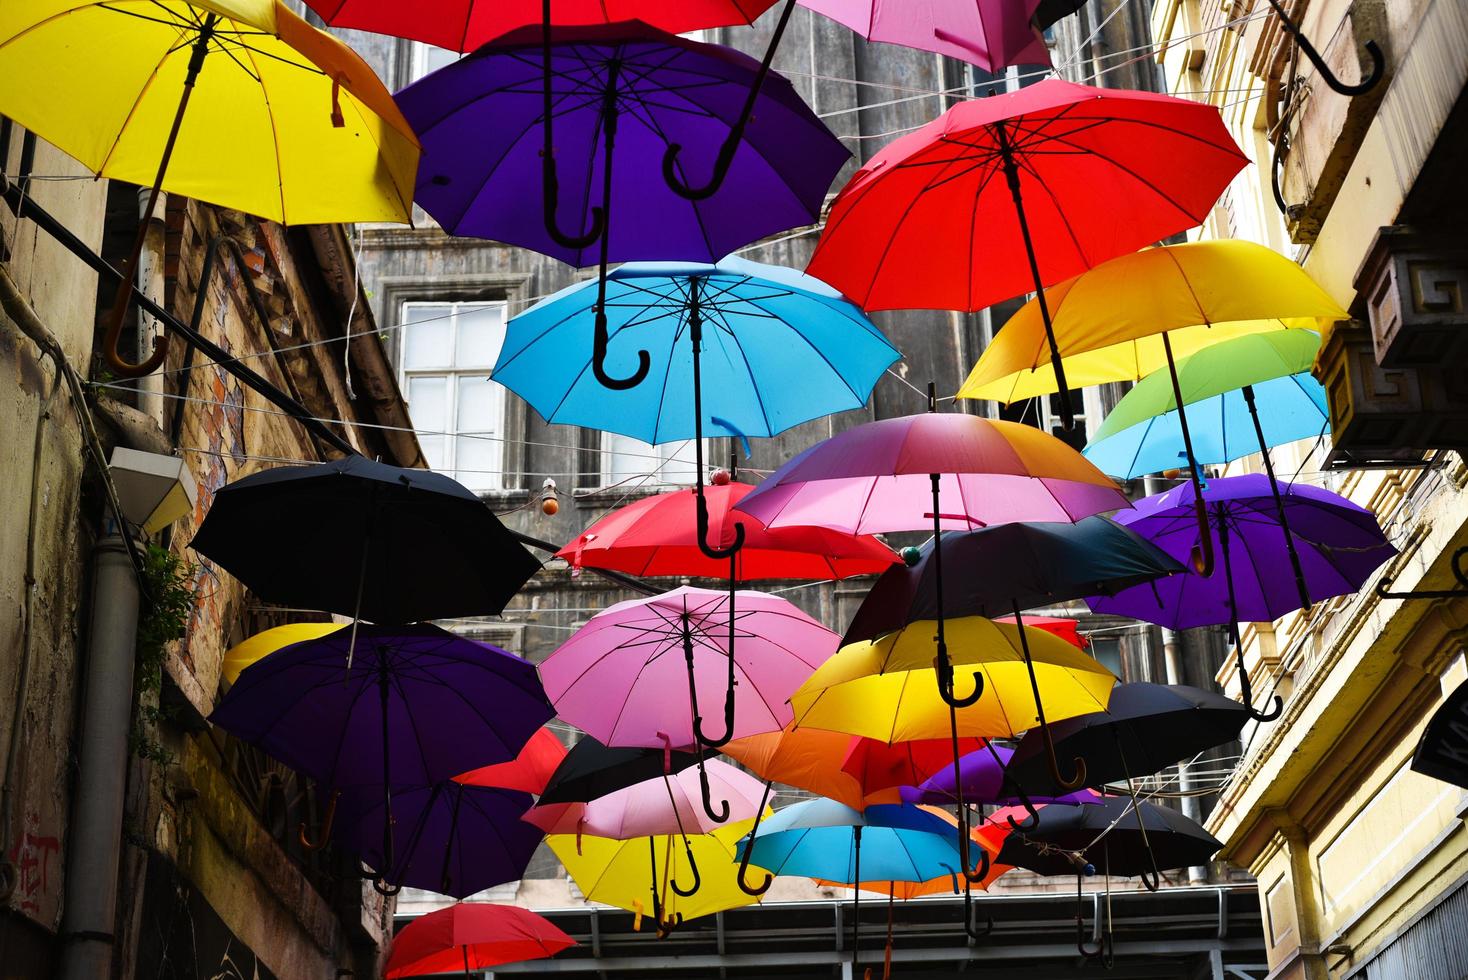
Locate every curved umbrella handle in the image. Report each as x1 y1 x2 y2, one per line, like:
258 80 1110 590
1261 0 1384 96
696 488 745 561
592 307 650 390
655 912 684 939
540 0 604 250
372 875 402 897
939 664 984 708
1237 647 1284 723
1270 108 1294 218
1076 873 1107 958
960 829 990 885
1003 778 1042 832
737 781 775 896
670 843 702 897
1013 602 1087 791
660 0 797 201
963 879 994 941
298 789 339 850
698 756 730 823
1139 864 1161 892
1188 496 1216 576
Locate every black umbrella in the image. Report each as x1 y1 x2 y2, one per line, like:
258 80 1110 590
1007 683 1248 796
537 736 701 806
190 455 541 623
996 795 1221 881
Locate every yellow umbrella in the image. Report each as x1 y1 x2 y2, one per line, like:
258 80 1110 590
957 240 1346 574
789 617 1115 744
221 622 342 684
0 0 419 375
548 818 769 934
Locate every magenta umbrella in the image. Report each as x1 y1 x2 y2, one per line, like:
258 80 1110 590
539 587 837 821
801 0 1050 71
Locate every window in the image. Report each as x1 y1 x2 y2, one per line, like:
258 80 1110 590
600 433 702 489
1090 636 1123 680
399 301 508 492
409 42 460 84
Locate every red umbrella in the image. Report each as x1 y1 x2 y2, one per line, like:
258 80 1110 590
456 726 567 795
385 903 575 978
840 736 989 796
807 79 1248 427
995 614 1086 650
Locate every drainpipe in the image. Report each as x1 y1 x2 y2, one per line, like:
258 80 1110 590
134 188 166 427
57 529 142 980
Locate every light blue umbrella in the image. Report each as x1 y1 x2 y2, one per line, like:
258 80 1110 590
736 799 981 966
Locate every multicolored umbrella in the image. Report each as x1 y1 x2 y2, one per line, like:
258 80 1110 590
540 587 837 819
1088 476 1395 720
800 0 1049 70
808 80 1247 426
385 903 575 978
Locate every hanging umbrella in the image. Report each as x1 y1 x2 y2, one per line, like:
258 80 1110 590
333 780 544 898
901 745 1102 808
541 587 837 821
959 240 1347 574
738 800 981 961
549 818 767 934
996 794 1221 882
535 735 701 806
807 79 1247 427
799 0 1050 70
221 622 341 685
1088 476 1395 720
191 456 541 624
386 903 575 978
840 737 992 800
1083 329 1330 610
456 727 568 795
1007 683 1249 796
209 624 554 893
0 0 418 379
995 614 1087 650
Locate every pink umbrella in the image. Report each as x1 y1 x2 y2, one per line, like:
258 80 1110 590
539 587 837 821
801 0 1050 72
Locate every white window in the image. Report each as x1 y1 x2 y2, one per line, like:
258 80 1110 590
399 301 508 492
410 42 461 84
600 434 703 489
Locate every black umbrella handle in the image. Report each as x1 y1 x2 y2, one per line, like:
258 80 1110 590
670 842 702 897
1075 872 1107 958
1014 603 1087 790
930 473 982 708
690 302 745 562
693 563 739 748
959 817 991 885
737 781 775 896
1218 512 1283 723
661 0 798 200
963 878 994 941
1261 0 1384 96
1004 785 1042 832
372 875 402 897
540 0 605 250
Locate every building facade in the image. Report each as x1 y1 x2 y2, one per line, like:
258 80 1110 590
1150 0 1468 975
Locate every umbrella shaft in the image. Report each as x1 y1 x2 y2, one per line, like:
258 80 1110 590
1242 385 1311 610
1162 333 1214 576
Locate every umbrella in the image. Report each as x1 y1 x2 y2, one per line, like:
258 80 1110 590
995 614 1086 649
840 516 1180 791
1007 683 1248 795
385 903 576 978
209 624 554 893
554 476 896 754
807 79 1247 427
1088 476 1396 720
996 794 1221 882
540 587 837 820
738 800 983 958
333 780 544 898
0 0 418 378
1083 329 1330 609
548 818 767 933
799 0 1049 70
190 456 541 624
901 745 1102 808
221 622 341 685
456 727 568 795
959 240 1347 574
535 735 702 806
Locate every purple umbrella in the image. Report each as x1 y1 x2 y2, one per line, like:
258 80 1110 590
1087 475 1395 720
209 624 554 893
900 745 1102 808
333 781 544 899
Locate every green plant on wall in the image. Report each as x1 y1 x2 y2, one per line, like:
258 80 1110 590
132 543 197 766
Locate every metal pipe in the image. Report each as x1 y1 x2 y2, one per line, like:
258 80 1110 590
1159 625 1208 885
58 532 143 980
134 188 167 425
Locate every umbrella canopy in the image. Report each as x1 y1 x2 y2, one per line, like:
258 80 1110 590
303 0 778 51
536 736 701 806
957 241 1346 404
720 726 906 810
523 760 768 838
549 819 767 923
806 80 1246 315
820 804 1014 896
221 622 340 685
540 587 837 749
209 624 554 790
997 795 1222 878
799 0 1049 70
737 800 966 883
840 737 991 799
456 727 568 795
397 23 848 267
190 456 541 623
1083 330 1329 479
843 517 1183 644
334 781 544 899
0 0 417 224
901 746 1103 806
1007 683 1249 795
996 614 1087 649
734 412 1128 536
1086 476 1396 629
789 618 1116 743
385 903 575 978
558 482 899 580
492 257 897 443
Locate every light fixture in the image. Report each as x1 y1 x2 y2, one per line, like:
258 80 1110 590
107 447 197 534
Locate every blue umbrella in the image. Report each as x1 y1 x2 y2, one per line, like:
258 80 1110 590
737 799 982 964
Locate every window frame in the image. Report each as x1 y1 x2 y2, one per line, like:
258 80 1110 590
597 432 709 491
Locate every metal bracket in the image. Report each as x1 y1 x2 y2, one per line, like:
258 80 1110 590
1377 547 1468 600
